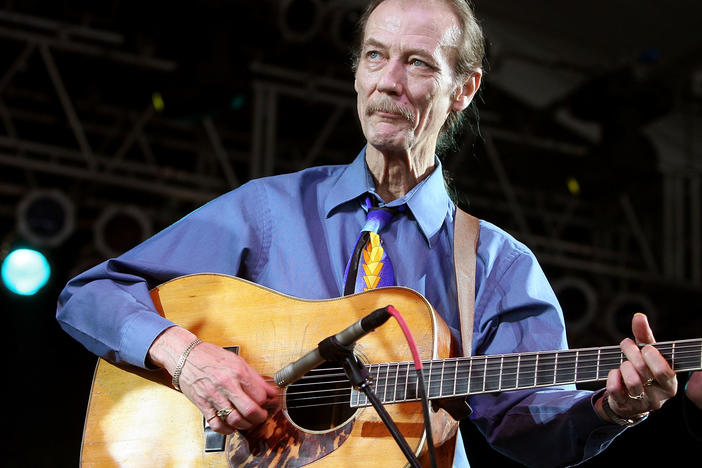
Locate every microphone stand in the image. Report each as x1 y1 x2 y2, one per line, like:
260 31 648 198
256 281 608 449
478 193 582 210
318 335 422 468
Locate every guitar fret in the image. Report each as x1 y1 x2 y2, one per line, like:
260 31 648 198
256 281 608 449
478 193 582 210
533 354 539 387
672 342 676 370
515 355 521 388
553 352 558 385
383 364 390 403
440 360 446 397
453 360 458 395
482 356 488 392
596 348 601 380
392 363 400 401
574 350 579 382
427 360 434 398
498 356 504 391
427 361 441 397
467 359 473 393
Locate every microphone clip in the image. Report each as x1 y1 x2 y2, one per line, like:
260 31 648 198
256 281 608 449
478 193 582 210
318 336 369 388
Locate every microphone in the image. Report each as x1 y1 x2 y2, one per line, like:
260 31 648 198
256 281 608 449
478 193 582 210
274 306 392 387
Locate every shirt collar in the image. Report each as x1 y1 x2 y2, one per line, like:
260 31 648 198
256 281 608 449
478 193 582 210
325 147 452 245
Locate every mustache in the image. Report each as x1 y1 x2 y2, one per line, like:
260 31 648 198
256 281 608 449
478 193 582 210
366 98 415 124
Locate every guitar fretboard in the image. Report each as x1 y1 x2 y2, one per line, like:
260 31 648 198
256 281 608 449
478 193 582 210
350 339 702 407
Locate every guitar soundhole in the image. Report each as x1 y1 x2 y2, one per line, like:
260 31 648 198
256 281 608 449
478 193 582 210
285 361 357 431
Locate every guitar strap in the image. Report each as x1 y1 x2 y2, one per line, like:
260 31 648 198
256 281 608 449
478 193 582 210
453 207 480 358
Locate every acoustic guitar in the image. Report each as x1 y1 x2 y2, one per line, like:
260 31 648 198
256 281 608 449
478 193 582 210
80 274 702 467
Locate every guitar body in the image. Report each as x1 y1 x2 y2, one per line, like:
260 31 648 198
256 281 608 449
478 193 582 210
81 274 458 467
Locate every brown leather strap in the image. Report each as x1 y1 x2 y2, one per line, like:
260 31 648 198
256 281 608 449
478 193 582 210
453 207 480 357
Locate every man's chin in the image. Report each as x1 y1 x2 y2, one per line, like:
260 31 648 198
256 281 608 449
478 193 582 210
367 138 412 154
366 129 413 152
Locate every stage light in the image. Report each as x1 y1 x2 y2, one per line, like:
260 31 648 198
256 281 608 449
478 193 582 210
1 248 51 296
152 92 165 112
231 94 245 110
566 176 581 196
278 0 323 42
95 205 152 258
18 190 75 247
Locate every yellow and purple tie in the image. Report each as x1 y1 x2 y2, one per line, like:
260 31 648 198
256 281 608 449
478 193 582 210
343 198 399 295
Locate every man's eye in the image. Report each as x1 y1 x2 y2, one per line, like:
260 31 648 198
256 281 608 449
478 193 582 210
411 59 427 67
367 51 381 60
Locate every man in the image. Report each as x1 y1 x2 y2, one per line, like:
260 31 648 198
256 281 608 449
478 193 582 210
57 0 680 466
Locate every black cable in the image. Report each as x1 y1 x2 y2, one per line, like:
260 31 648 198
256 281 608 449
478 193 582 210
416 369 438 468
358 379 423 468
342 355 422 468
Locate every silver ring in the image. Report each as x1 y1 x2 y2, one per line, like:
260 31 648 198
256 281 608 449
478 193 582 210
627 391 645 400
644 378 655 387
216 407 233 419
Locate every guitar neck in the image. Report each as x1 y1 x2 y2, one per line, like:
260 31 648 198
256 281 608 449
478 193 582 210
350 338 702 407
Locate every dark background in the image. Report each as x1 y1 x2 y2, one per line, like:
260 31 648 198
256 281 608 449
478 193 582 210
2 1 701 466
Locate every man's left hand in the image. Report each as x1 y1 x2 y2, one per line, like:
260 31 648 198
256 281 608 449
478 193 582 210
597 313 678 423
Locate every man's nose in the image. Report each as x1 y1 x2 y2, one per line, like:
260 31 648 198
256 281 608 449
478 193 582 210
377 59 404 95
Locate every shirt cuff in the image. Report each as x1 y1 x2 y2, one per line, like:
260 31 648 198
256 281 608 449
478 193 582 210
120 311 176 368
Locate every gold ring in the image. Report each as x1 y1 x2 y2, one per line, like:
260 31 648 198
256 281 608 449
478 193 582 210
206 414 218 423
627 391 645 400
216 407 233 419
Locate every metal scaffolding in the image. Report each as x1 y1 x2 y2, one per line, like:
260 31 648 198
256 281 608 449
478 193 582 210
1 8 700 341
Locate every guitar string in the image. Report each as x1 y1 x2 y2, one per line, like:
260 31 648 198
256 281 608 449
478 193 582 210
278 349 702 391
279 349 702 395
284 379 702 409
276 340 701 376
279 343 702 387
279 343 702 391
278 343 702 409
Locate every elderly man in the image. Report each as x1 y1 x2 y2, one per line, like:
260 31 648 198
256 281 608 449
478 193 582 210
57 0 681 466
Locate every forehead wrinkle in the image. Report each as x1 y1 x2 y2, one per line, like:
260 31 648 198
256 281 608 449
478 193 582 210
364 1 462 61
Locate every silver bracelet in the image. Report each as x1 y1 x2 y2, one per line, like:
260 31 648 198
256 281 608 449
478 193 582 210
172 338 203 391
601 391 649 426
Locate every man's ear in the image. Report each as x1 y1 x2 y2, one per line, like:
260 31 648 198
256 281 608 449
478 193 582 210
451 70 482 112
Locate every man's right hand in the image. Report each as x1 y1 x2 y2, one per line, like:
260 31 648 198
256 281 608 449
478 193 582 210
148 326 280 434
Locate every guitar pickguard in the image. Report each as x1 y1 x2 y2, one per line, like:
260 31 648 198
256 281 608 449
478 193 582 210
226 410 354 467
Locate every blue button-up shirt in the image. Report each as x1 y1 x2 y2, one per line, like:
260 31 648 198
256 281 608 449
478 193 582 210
57 148 623 467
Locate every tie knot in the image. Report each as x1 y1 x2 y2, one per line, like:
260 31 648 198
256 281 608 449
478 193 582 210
362 206 398 234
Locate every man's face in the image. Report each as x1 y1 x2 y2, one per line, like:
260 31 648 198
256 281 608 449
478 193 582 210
355 0 468 155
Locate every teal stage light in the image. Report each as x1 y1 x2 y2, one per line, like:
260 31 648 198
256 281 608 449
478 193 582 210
1 248 51 296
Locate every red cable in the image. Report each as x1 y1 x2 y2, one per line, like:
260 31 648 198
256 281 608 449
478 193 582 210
386 305 423 370
386 304 437 468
